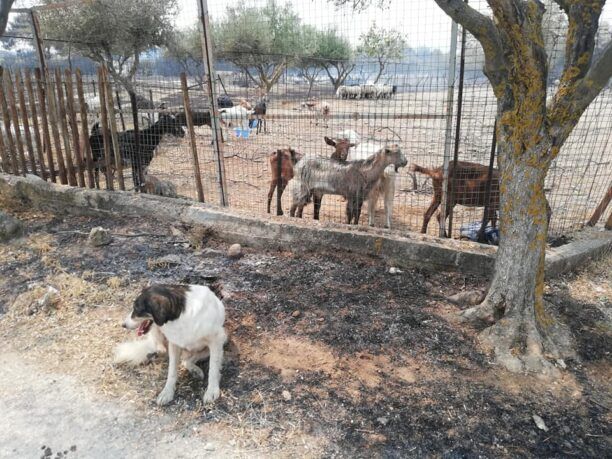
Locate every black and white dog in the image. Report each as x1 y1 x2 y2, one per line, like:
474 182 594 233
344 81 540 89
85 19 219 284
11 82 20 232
114 284 227 406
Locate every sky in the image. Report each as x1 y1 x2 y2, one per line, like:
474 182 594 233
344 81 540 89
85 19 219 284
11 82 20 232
175 0 612 51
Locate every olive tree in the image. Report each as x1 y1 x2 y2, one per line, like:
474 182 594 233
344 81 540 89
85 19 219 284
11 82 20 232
334 0 612 374
214 0 301 93
0 0 14 37
296 25 325 97
316 28 355 90
165 26 204 87
40 0 177 97
358 22 406 83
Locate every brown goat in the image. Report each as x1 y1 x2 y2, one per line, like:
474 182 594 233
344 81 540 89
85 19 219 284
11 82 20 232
267 148 301 216
410 161 500 235
324 136 355 162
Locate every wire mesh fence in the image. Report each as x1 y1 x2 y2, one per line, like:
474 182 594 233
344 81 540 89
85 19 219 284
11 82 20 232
0 0 610 241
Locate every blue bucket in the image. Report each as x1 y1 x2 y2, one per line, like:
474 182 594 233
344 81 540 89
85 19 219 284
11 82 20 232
234 128 251 139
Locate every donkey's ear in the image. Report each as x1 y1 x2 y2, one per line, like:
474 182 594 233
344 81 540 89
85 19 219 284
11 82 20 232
324 136 336 147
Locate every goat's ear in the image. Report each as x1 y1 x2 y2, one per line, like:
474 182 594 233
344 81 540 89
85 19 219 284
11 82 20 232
349 143 356 148
324 136 336 147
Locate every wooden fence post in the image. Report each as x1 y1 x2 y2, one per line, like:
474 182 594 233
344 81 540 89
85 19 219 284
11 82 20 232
75 69 95 188
5 71 29 175
54 68 77 186
15 71 38 176
35 68 57 183
25 69 47 180
98 66 114 190
0 72 19 175
45 69 68 184
0 125 8 173
180 72 205 202
64 69 86 187
103 67 124 191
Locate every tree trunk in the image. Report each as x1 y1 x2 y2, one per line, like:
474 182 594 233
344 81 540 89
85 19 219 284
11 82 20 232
373 61 384 84
460 131 563 374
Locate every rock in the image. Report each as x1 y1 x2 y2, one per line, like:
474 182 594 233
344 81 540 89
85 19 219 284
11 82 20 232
377 417 389 426
291 310 301 318
88 227 112 247
43 447 52 457
227 243 242 259
388 267 403 275
156 254 182 265
532 414 549 431
556 359 567 369
37 286 60 312
203 443 216 451
0 210 24 242
282 390 292 401
447 290 486 306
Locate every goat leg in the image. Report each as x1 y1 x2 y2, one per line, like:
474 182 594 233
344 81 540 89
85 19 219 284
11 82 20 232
267 181 276 214
277 180 287 216
421 197 441 234
313 193 323 220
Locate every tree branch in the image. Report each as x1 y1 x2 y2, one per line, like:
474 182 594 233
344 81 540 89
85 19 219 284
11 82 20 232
548 38 612 150
433 0 507 91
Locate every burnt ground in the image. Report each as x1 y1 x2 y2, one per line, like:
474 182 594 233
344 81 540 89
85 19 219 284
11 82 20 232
0 207 610 458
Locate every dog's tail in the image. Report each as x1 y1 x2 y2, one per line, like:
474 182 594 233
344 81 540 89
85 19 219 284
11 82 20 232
114 336 157 366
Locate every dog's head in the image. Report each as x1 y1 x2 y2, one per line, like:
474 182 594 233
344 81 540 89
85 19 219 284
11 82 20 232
123 284 188 335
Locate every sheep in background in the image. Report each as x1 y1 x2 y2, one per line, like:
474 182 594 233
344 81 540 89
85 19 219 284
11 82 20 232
335 129 399 229
290 145 407 225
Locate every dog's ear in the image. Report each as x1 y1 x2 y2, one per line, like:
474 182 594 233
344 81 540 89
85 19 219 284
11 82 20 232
146 293 172 326
141 286 187 326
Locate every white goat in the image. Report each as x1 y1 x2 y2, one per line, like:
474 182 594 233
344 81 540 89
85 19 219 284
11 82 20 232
336 129 398 229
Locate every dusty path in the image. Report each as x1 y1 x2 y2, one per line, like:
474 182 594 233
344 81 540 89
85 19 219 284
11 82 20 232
0 352 232 459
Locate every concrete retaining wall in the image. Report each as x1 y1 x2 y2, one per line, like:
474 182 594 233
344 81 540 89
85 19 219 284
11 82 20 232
1 173 609 278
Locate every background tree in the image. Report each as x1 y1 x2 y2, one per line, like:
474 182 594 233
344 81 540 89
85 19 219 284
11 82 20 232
40 0 177 97
0 0 15 36
214 0 301 93
316 28 355 90
358 22 406 83
296 25 324 97
333 0 612 374
165 26 204 87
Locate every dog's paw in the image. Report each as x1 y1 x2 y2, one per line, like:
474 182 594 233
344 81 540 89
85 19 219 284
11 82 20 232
186 364 204 380
203 386 220 404
156 387 175 406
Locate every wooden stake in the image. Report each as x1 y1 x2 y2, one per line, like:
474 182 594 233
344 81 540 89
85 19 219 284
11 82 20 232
5 71 29 175
54 68 77 186
15 71 38 176
75 69 95 188
102 67 124 190
180 73 204 202
25 69 47 180
0 73 18 175
587 186 612 227
64 69 86 187
35 68 57 182
45 69 68 184
98 66 114 190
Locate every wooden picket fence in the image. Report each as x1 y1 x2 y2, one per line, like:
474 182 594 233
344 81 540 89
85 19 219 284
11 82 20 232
0 66 208 202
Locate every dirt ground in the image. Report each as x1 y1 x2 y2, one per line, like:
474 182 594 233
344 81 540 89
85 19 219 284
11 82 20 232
0 206 610 458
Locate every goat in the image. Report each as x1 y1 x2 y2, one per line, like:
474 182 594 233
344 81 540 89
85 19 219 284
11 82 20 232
290 145 407 225
249 99 267 134
89 114 185 189
267 148 300 216
410 161 501 235
142 173 178 198
332 130 398 228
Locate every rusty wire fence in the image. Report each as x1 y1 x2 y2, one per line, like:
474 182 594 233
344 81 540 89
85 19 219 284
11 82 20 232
0 0 610 242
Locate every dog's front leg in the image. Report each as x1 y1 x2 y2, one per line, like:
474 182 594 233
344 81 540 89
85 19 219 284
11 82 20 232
156 342 181 406
203 336 224 403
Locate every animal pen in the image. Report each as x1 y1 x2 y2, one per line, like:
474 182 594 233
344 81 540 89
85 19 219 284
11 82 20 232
0 0 610 243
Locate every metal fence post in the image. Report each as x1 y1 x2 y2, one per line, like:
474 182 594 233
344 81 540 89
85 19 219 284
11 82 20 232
439 18 459 237
197 0 228 206
447 7 468 238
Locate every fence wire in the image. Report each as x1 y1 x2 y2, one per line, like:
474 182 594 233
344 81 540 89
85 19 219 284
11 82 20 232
0 0 610 241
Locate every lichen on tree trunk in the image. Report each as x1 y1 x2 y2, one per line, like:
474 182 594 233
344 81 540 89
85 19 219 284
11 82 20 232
460 131 560 373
